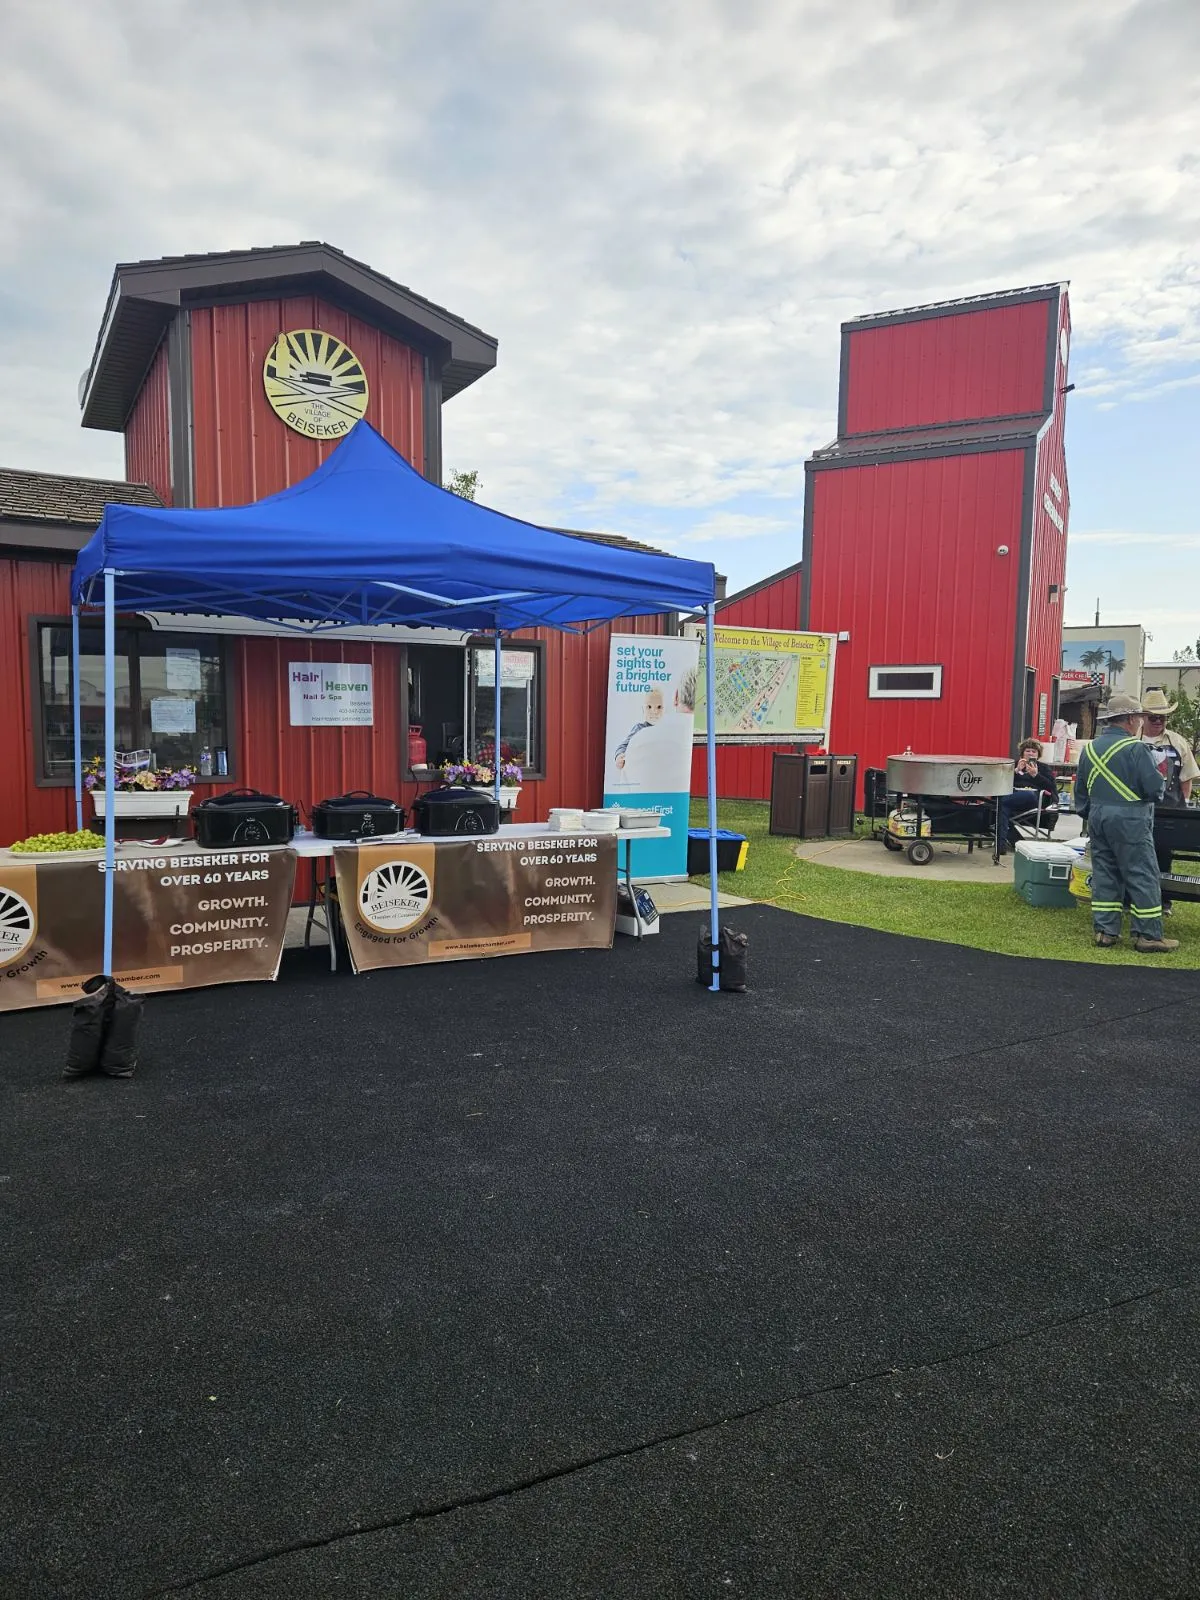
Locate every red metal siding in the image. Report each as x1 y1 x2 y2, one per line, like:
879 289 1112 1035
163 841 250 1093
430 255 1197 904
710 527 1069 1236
844 300 1053 435
688 567 805 800
123 337 172 505
233 636 406 819
0 557 77 844
1024 294 1071 737
189 297 424 506
805 451 1026 788
718 570 802 630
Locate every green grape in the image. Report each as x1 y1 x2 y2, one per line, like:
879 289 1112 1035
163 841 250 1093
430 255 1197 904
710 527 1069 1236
11 828 107 854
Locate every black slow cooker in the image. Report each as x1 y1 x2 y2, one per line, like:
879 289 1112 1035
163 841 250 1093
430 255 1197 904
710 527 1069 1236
412 785 499 837
193 788 297 847
311 790 406 840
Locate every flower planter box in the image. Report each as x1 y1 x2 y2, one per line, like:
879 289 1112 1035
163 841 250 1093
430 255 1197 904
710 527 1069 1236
498 787 521 814
90 790 194 820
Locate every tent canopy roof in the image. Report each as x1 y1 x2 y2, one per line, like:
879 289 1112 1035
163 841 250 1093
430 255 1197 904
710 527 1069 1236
71 423 716 631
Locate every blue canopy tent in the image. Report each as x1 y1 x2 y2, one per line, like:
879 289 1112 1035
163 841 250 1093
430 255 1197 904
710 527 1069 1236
70 422 727 988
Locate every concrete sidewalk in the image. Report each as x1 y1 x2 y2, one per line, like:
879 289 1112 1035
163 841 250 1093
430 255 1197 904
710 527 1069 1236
796 814 1083 883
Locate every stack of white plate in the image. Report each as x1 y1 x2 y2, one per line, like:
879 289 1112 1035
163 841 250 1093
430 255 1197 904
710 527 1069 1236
548 807 585 832
582 809 621 833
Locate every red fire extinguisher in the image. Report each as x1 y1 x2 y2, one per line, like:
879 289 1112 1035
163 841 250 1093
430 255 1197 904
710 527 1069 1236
408 725 428 769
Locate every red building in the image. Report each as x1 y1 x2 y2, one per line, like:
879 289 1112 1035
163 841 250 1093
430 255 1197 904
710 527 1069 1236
691 283 1073 802
0 244 676 851
804 283 1072 788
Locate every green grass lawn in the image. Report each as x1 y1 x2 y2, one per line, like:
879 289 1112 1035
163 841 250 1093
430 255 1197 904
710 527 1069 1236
689 799 1200 968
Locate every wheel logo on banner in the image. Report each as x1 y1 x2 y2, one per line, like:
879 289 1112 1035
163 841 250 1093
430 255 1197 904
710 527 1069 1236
0 887 36 964
359 860 432 933
263 330 370 440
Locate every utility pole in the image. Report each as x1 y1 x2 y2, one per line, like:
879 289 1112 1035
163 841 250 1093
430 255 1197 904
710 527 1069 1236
1094 598 1100 627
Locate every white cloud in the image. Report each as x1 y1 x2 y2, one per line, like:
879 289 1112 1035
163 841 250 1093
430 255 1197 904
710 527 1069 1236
0 0 1198 591
1070 530 1200 548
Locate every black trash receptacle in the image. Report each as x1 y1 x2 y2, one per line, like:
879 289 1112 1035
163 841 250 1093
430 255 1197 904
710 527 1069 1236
829 755 858 836
769 753 806 836
800 756 832 838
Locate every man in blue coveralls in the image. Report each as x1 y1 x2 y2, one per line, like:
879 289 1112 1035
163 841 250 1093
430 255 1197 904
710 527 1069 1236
1075 693 1178 953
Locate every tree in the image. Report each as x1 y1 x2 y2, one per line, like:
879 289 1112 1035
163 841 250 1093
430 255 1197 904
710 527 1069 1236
1172 640 1200 663
445 468 480 502
1171 684 1200 753
1080 647 1107 671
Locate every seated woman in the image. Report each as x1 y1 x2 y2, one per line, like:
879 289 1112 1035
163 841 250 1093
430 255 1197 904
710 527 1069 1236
999 738 1060 846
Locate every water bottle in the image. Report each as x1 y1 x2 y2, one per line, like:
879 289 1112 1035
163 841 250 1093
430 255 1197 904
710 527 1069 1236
216 748 228 777
199 745 213 778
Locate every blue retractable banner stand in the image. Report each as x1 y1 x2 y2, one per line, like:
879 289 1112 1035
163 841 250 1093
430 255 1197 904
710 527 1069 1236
602 634 700 879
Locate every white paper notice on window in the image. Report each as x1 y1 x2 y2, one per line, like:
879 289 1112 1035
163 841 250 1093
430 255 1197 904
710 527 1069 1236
165 647 203 693
150 697 197 735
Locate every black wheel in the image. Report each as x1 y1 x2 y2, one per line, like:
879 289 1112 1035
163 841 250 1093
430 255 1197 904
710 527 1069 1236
907 839 934 866
883 834 902 852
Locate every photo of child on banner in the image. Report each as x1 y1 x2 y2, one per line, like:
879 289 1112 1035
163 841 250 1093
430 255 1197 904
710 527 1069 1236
603 635 700 878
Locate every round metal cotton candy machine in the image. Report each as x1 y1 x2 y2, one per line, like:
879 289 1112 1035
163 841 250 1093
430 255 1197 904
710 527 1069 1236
881 755 1014 865
885 755 1014 799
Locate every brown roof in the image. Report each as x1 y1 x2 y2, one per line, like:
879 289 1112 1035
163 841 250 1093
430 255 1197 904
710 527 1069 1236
81 242 499 431
550 525 671 558
844 283 1066 329
810 415 1042 465
0 467 162 525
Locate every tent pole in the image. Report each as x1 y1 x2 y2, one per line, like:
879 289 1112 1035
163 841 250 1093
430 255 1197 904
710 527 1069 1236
102 570 116 976
493 626 502 812
705 602 720 992
71 606 83 833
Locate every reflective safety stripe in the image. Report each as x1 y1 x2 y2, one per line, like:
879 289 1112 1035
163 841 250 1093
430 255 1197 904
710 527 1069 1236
1129 904 1164 918
1084 737 1141 803
1091 901 1124 910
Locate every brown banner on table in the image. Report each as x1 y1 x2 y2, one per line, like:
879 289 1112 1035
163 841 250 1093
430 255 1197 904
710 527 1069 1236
334 834 617 972
0 847 296 1012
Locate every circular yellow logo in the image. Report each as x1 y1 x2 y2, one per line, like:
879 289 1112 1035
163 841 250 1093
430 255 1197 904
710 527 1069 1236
263 330 369 440
0 886 36 965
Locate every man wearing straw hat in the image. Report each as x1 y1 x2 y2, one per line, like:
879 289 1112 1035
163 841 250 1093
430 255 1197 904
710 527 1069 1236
1141 685 1199 915
1074 693 1176 952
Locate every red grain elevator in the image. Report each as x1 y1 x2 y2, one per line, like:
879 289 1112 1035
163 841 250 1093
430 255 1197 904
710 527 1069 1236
802 283 1072 794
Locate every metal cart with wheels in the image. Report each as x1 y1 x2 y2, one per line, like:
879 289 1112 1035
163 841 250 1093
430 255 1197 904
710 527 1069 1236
882 755 1015 867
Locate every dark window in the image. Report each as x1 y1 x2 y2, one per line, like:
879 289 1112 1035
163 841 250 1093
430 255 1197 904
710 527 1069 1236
468 646 542 771
877 672 933 693
406 643 466 769
869 665 942 698
36 623 230 784
1024 666 1037 738
404 642 544 775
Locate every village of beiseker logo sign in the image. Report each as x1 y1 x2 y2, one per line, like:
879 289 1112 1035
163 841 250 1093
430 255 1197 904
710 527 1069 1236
0 886 36 963
263 330 369 439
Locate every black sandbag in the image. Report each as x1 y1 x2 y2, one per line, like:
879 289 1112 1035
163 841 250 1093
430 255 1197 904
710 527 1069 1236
63 975 112 1078
696 925 749 992
99 981 143 1078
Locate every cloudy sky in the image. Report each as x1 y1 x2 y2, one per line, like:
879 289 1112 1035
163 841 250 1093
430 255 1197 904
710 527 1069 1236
2 0 1198 652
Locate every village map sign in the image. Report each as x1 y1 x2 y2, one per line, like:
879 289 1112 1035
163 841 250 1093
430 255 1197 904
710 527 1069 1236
690 626 837 742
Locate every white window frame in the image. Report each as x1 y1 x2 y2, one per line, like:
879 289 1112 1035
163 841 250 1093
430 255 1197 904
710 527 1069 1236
869 665 943 700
